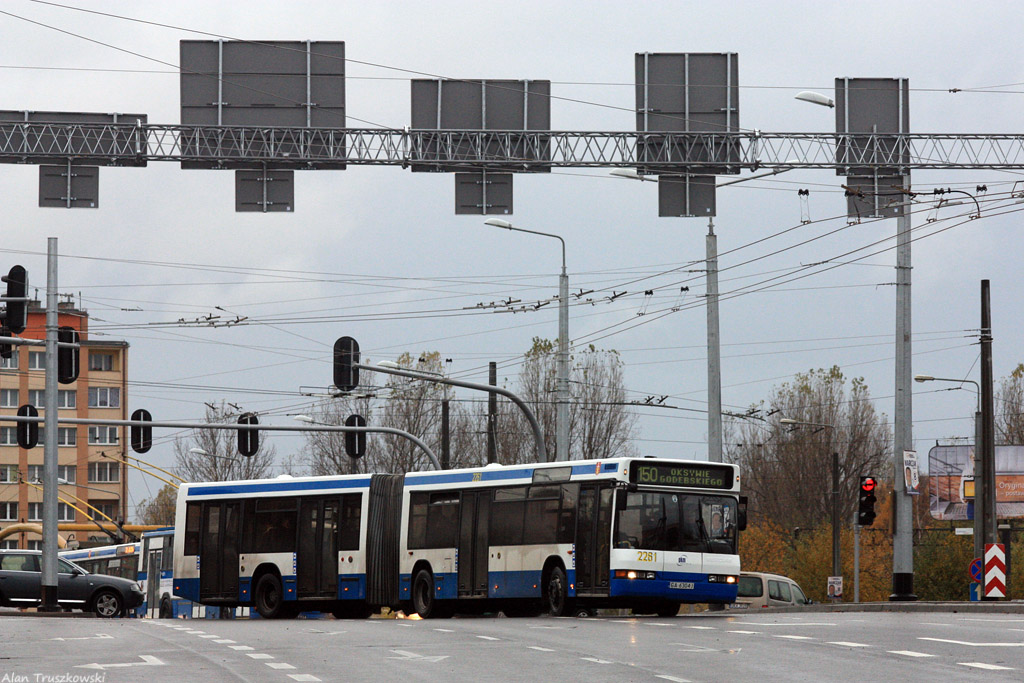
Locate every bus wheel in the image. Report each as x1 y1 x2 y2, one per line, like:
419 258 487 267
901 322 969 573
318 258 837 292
254 574 287 619
656 601 680 617
159 597 173 619
412 569 446 619
545 566 575 617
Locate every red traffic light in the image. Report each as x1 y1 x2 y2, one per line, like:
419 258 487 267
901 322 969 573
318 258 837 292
861 477 877 492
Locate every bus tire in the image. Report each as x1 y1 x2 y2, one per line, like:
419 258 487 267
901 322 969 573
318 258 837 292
656 601 681 617
544 565 575 617
159 596 173 619
254 573 287 619
412 569 448 619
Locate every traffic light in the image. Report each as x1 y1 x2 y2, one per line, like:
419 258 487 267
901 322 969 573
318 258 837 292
16 404 38 449
333 336 360 392
57 326 79 384
237 412 259 457
345 414 366 458
2 265 28 335
130 408 152 454
858 475 878 526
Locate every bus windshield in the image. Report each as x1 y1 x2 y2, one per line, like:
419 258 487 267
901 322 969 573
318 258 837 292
614 491 737 554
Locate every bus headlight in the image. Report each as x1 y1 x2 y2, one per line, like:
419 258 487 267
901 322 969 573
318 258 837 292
707 574 737 584
614 570 656 580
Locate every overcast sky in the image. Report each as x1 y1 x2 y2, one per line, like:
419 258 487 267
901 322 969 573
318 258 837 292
2 0 1023 518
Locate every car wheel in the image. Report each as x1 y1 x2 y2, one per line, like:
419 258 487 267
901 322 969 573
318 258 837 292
254 574 288 619
544 566 575 617
93 589 124 618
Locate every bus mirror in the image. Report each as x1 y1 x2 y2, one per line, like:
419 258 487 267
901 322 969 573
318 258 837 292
738 496 748 531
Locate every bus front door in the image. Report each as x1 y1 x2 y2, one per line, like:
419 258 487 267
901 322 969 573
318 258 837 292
146 548 162 615
297 498 339 599
458 491 490 597
575 484 612 595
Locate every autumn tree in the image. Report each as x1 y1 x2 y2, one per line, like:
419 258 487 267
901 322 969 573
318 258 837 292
725 366 891 532
173 402 276 482
996 363 1024 445
134 483 177 526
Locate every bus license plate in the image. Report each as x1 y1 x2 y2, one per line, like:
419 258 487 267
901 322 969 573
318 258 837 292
669 581 695 590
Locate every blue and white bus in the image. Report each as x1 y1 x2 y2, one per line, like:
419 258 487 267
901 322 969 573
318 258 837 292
173 458 744 619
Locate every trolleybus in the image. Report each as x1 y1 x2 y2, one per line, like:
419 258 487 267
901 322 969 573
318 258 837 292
173 457 744 619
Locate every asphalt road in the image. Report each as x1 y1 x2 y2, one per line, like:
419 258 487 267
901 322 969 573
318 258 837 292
4 611 1024 682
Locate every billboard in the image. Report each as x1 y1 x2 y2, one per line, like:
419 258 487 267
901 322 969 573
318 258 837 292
928 445 1024 520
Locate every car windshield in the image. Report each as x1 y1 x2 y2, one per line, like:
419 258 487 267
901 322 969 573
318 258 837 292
614 491 737 553
58 558 85 574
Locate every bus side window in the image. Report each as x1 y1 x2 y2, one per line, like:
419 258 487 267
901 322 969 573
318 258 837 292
339 494 361 551
557 483 578 543
408 492 428 549
184 502 201 556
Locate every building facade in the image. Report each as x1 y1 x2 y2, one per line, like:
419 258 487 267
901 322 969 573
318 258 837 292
0 299 128 549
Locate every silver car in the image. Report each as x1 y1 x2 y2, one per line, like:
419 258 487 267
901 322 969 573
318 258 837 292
0 549 144 617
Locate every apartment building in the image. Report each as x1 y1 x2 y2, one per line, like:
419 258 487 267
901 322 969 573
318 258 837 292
0 299 128 549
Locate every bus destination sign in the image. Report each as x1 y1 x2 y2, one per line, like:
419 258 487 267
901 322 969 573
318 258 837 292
630 462 733 489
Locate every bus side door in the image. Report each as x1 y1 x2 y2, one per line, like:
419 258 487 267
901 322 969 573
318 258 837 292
199 501 240 601
575 484 612 595
458 490 490 597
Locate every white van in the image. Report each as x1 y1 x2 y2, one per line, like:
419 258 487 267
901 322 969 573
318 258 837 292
730 572 811 609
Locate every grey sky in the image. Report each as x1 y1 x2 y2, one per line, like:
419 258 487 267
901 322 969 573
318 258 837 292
2 0 1023 516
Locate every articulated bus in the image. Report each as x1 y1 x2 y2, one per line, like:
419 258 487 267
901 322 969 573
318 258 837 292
173 457 744 619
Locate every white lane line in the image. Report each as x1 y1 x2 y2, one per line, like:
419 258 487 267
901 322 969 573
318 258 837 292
962 618 1024 622
830 642 870 648
656 676 691 682
214 639 235 644
529 646 554 652
247 653 274 660
730 621 835 626
581 657 612 664
267 663 296 670
476 635 499 641
185 630 205 634
433 629 454 633
610 620 635 624
921 637 1024 647
960 662 1015 670
198 635 219 639
287 676 322 682
683 625 717 630
729 630 760 635
229 645 255 651
889 651 934 658
775 635 814 640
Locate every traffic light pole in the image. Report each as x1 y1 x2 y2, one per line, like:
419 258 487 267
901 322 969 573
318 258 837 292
40 238 59 612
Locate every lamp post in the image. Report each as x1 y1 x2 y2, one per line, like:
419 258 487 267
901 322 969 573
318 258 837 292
780 417 841 587
915 374 984 568
483 218 569 462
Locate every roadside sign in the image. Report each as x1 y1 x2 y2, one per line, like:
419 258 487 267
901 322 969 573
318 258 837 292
984 543 1006 598
827 576 843 600
969 557 983 583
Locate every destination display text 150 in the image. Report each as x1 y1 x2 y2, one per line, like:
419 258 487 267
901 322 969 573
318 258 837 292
630 462 733 490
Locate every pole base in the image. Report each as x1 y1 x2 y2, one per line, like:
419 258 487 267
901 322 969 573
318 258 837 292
38 584 60 612
889 572 918 601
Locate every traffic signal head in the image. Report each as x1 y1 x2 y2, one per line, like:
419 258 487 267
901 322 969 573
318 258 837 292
345 414 367 459
858 475 878 526
2 265 28 335
57 326 80 384
333 336 360 393
130 408 153 454
237 412 259 457
16 404 38 449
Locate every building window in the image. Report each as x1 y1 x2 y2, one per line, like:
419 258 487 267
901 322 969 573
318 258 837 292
0 465 17 483
89 353 114 372
27 465 43 482
28 352 45 370
58 502 75 522
0 353 18 369
28 390 44 408
88 500 117 521
88 461 120 483
58 390 76 409
88 426 119 445
57 427 76 447
27 540 41 550
0 540 17 549
0 501 16 520
0 427 16 446
28 503 41 521
0 389 17 408
57 465 76 484
88 387 120 408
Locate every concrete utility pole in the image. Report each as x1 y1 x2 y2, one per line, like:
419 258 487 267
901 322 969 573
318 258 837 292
40 238 59 611
706 219 722 463
487 362 497 464
980 281 998 556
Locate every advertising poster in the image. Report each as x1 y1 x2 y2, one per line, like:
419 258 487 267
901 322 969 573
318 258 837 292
903 450 920 495
928 445 1024 520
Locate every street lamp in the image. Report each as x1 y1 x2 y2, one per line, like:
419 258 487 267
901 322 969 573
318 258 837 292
482 218 570 462
794 91 835 108
780 417 842 593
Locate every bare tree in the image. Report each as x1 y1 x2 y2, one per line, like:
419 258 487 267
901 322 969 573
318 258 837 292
134 483 176 526
301 387 378 475
997 363 1024 445
173 402 276 482
725 366 891 531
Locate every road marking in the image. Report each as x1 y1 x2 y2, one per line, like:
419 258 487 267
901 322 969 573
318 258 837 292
829 642 870 648
656 676 691 682
775 635 814 640
186 630 205 634
388 650 449 663
199 635 219 639
433 628 454 633
682 625 716 630
889 651 934 658
247 653 274 660
229 645 254 651
647 622 675 627
610 620 635 624
960 662 1014 670
214 639 235 644
52 634 113 642
581 657 612 664
728 630 760 634
267 663 296 670
476 635 499 641
962 618 1024 622
287 676 322 682
733 622 834 627
76 655 164 670
529 646 554 652
920 637 1024 647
